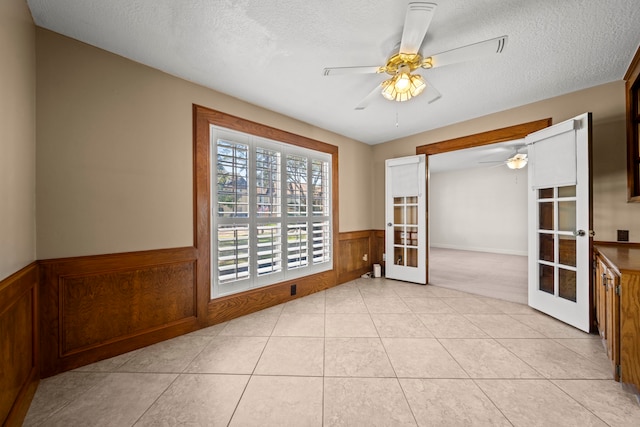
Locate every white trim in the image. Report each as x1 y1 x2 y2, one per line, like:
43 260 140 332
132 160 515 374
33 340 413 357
525 119 577 145
430 244 528 257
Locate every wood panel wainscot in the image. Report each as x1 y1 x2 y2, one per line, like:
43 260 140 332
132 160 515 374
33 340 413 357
0 263 39 427
207 269 337 325
594 243 640 396
372 230 385 273
338 231 376 282
36 231 383 378
38 247 199 377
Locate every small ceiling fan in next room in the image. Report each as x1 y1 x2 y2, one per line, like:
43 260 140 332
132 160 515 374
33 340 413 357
322 2 508 110
479 145 528 170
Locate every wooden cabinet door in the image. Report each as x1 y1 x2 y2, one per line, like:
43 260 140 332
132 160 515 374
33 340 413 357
620 273 640 391
605 268 620 380
595 258 607 340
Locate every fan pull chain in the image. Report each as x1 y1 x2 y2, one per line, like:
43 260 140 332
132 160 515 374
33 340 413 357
396 110 399 128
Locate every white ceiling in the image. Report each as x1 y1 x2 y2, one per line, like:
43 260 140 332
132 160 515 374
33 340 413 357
26 0 640 145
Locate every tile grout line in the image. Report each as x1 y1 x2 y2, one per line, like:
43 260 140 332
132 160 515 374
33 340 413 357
225 306 280 426
547 379 613 426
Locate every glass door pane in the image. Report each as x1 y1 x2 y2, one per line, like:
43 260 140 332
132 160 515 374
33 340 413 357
539 264 554 294
394 203 404 224
406 248 418 268
539 234 554 262
558 236 576 267
536 187 578 301
392 197 419 268
559 269 577 302
406 205 417 225
558 201 576 231
539 202 553 230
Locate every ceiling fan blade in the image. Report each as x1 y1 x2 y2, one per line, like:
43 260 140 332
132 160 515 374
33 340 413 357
399 2 437 55
323 66 382 76
421 78 442 104
354 84 384 110
426 35 508 68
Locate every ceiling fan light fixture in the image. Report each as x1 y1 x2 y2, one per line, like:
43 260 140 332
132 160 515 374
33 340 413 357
381 79 414 102
381 79 397 100
409 74 426 96
381 68 427 102
394 71 412 93
506 153 528 169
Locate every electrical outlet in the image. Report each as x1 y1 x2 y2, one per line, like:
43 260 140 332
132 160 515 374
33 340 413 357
362 253 368 262
382 253 386 261
290 284 297 296
617 230 629 242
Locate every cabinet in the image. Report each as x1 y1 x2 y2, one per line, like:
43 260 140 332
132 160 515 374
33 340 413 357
594 245 640 394
624 44 640 201
594 255 620 379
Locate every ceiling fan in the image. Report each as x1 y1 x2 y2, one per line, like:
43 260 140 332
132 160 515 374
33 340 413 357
322 2 508 110
480 148 528 169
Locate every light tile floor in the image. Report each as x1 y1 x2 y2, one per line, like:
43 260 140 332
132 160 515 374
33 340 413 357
24 278 640 426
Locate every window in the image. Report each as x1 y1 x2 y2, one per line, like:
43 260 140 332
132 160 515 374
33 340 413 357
625 45 640 202
211 126 332 298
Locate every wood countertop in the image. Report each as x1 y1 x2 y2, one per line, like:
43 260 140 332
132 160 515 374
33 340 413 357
595 244 640 275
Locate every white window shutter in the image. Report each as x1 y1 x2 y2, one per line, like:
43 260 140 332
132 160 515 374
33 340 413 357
388 155 423 197
527 120 578 189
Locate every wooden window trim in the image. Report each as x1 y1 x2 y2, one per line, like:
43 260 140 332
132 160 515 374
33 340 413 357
192 105 339 314
625 44 640 202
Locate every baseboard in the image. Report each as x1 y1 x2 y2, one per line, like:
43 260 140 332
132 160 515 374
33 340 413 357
430 244 527 257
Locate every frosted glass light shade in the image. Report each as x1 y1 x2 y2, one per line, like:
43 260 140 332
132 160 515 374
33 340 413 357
381 73 427 102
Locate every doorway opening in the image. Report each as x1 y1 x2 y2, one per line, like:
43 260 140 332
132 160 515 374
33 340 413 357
428 140 528 303
415 118 552 303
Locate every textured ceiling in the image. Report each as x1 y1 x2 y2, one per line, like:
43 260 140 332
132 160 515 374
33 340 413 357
27 0 640 145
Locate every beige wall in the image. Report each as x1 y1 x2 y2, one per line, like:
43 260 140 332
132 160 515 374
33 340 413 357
372 81 640 242
0 0 36 280
35 29 373 259
592 117 640 241
30 27 640 259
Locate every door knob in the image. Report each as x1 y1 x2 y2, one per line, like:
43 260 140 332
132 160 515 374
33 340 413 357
573 230 586 237
387 223 392 227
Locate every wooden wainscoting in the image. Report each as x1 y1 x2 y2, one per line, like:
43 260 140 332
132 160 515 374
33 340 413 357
38 247 200 377
338 230 383 283
36 231 383 378
372 230 386 275
207 270 337 325
0 263 39 427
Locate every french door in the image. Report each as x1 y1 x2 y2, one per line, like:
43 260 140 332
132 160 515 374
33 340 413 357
526 113 592 332
385 155 426 284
